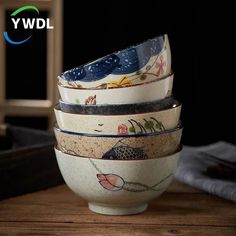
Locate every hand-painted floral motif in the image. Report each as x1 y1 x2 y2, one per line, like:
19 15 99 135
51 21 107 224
102 141 148 160
140 74 147 80
89 159 173 193
85 95 96 105
155 55 166 76
118 124 128 135
108 76 132 88
97 174 125 191
128 117 165 134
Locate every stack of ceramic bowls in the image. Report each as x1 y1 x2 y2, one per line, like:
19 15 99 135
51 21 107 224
54 34 183 215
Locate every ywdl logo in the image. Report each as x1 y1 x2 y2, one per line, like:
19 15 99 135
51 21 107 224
4 5 54 45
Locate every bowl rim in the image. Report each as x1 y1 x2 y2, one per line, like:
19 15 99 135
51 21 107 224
54 144 183 162
54 100 182 117
58 71 173 91
54 122 183 138
58 96 180 116
59 34 168 81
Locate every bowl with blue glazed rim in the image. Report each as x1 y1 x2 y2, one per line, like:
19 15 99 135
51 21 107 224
59 96 176 115
55 146 182 215
54 123 183 160
58 34 171 89
54 100 181 135
58 72 173 105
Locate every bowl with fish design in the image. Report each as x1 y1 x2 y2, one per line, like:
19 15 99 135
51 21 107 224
53 123 183 160
58 72 173 105
54 146 182 215
54 100 181 135
58 34 171 89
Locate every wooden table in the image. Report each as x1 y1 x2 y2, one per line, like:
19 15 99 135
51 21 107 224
0 180 235 235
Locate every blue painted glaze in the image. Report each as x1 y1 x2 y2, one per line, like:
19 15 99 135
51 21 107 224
60 35 165 82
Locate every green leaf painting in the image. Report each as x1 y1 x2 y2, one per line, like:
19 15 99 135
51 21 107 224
128 117 165 134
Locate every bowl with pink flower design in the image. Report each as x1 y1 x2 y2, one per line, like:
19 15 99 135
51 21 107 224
54 146 182 215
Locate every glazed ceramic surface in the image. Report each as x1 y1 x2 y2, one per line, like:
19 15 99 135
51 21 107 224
59 97 176 115
54 124 182 160
58 73 173 105
54 102 181 135
54 147 181 215
58 34 171 89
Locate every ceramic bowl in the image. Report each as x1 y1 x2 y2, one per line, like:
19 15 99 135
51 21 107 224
58 73 173 105
58 34 171 89
54 101 181 135
54 124 183 160
59 96 176 115
55 146 181 215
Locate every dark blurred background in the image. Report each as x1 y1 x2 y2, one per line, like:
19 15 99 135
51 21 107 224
4 0 235 146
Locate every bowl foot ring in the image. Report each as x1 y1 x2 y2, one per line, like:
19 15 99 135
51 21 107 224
88 202 148 215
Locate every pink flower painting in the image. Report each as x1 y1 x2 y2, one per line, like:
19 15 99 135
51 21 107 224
118 124 128 135
155 55 166 76
97 174 125 191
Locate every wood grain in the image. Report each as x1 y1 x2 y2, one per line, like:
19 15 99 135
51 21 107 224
0 181 235 235
0 223 235 236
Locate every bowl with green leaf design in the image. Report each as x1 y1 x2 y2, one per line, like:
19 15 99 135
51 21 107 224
58 72 173 105
54 145 181 215
58 34 171 89
54 123 183 160
54 100 181 135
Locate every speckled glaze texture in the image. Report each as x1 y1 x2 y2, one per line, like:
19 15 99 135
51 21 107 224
54 147 181 215
54 125 182 160
54 103 181 135
59 97 176 115
58 73 173 105
58 35 171 89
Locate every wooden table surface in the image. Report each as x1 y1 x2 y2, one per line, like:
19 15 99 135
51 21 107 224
0 180 235 236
